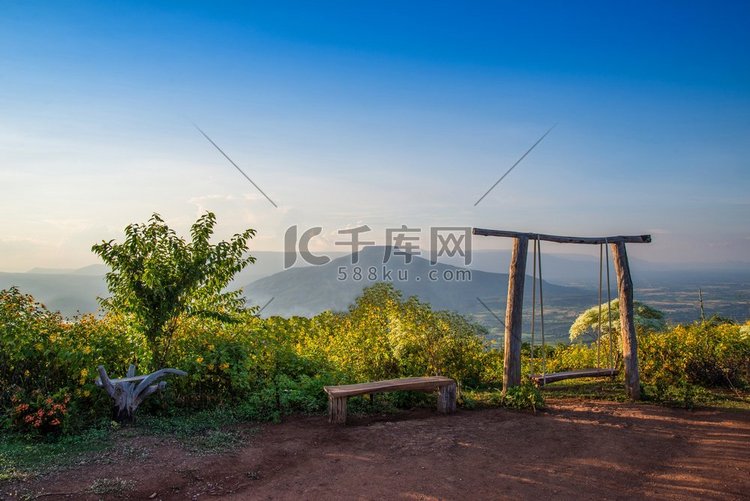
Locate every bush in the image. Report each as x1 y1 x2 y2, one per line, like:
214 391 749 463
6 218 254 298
1 288 149 434
642 379 713 409
639 320 750 388
4 281 748 437
502 382 545 412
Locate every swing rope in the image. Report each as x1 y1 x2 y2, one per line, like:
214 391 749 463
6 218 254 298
530 237 538 377
529 237 547 378
537 238 546 378
605 238 614 369
597 244 603 369
530 237 619 384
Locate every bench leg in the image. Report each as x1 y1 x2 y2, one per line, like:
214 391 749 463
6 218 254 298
437 382 457 414
329 395 347 424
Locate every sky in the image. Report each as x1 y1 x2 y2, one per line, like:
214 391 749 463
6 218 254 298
1 1 749 271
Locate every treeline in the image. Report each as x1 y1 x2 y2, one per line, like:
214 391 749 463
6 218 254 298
2 283 749 436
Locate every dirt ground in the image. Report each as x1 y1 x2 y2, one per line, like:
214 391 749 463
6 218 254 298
3 399 750 500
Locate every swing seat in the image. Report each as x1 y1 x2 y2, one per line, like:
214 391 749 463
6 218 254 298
530 367 618 386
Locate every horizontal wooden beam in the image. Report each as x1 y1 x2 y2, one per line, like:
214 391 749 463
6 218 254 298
472 228 651 244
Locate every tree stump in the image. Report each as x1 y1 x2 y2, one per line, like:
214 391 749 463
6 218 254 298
95 365 187 423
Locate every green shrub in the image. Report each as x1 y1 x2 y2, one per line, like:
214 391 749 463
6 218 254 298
0 288 148 433
642 379 712 409
502 382 545 412
4 280 748 438
640 320 750 388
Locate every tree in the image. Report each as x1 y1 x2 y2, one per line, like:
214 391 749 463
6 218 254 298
92 212 255 366
569 299 666 344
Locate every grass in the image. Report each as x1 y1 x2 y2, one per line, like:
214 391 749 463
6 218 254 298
0 427 111 483
89 477 135 495
0 407 259 486
538 378 630 401
136 407 257 455
529 377 750 411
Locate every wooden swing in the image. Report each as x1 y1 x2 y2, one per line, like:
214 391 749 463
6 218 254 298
528 237 618 386
472 228 650 400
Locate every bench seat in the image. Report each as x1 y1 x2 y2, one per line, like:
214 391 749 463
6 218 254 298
530 368 618 386
324 376 457 424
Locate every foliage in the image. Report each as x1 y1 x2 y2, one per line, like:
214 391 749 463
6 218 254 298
639 320 750 388
0 288 148 434
642 379 713 409
308 283 489 388
501 382 545 412
3 276 749 440
9 391 70 436
461 383 545 412
92 212 255 366
569 300 666 345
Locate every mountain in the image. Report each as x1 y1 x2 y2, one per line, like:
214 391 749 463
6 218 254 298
243 246 592 341
0 272 108 317
3 248 747 340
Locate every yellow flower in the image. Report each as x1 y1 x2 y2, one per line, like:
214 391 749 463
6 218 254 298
83 390 90 397
83 346 92 354
220 363 230 371
35 343 44 351
196 356 204 364
80 368 89 378
207 364 215 370
24 369 30 377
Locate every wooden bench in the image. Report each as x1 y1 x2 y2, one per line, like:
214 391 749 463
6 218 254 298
324 376 457 424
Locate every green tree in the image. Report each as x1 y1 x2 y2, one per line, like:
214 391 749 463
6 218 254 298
569 299 666 343
92 212 255 366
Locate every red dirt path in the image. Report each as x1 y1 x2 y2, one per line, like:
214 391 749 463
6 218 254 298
4 399 750 500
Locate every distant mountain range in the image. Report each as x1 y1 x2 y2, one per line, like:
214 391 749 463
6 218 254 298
2 247 748 343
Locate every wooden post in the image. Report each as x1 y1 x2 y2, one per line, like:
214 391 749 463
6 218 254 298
437 382 457 414
504 236 528 393
611 242 641 400
328 395 347 424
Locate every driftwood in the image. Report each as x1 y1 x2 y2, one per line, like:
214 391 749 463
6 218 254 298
95 365 187 423
324 376 457 425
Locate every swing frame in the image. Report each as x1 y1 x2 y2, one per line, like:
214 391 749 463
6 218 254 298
473 228 651 400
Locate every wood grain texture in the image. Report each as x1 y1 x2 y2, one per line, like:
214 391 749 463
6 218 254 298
530 368 619 385
324 376 457 424
324 376 456 398
473 228 651 244
504 236 528 393
612 242 641 400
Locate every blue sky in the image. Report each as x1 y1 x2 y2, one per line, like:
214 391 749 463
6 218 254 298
1 1 749 270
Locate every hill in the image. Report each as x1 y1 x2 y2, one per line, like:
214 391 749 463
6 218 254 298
243 246 591 342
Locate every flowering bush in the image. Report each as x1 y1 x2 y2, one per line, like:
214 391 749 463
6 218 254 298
1 287 149 433
10 391 70 435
